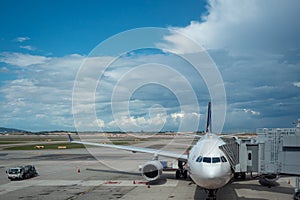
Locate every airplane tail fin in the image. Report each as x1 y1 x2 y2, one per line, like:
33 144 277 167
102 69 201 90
205 102 212 133
67 133 74 142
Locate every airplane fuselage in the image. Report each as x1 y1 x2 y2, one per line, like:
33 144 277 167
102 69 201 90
188 133 232 189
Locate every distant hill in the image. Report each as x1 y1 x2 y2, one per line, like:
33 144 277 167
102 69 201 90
0 127 30 134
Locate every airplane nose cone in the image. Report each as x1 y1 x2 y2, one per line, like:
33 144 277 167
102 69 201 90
204 170 221 179
192 174 226 189
190 165 231 189
195 164 222 180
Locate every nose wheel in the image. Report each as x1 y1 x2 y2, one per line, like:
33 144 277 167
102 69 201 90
206 189 217 200
175 160 188 179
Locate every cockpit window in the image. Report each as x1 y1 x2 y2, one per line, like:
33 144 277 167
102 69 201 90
196 156 227 163
196 156 203 162
212 157 221 163
221 156 227 162
203 157 212 163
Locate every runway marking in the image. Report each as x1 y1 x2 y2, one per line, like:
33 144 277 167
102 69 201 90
0 179 179 195
104 181 121 184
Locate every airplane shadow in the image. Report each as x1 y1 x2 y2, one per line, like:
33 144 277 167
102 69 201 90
194 184 265 200
85 168 293 199
194 178 294 200
86 168 140 176
232 182 294 196
85 168 169 185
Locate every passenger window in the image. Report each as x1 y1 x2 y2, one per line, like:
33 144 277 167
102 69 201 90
212 157 221 163
196 156 202 162
221 156 227 162
203 157 211 163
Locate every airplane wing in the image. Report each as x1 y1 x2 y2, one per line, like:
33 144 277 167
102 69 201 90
176 133 202 138
68 134 188 161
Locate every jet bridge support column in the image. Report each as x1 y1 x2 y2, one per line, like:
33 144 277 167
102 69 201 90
294 177 300 200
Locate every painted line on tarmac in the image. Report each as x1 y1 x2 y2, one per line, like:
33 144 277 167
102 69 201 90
0 181 34 195
0 179 178 195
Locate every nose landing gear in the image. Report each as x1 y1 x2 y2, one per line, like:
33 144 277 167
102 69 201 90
175 160 188 179
205 189 217 200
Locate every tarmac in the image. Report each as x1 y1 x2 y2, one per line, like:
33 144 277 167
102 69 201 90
0 138 297 200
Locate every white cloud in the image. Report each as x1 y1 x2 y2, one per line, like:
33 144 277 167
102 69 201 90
171 112 185 119
15 37 30 43
2 1 300 132
107 113 167 132
0 52 48 67
0 67 9 72
20 45 36 51
96 119 105 127
164 0 300 54
242 109 260 116
169 111 201 131
0 53 86 131
293 82 300 88
155 0 300 132
104 111 201 132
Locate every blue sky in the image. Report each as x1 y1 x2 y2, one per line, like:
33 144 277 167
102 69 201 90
0 0 300 132
0 0 207 56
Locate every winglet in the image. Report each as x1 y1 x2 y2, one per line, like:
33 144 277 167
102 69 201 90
205 102 212 133
67 133 74 142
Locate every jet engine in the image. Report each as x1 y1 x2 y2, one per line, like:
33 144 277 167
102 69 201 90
141 160 163 181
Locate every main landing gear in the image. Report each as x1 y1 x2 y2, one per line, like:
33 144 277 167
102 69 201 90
294 191 300 200
175 160 188 179
234 172 246 180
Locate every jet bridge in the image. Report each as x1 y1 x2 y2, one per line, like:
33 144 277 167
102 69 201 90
220 119 300 175
219 137 249 178
219 137 240 170
219 119 300 199
256 126 300 176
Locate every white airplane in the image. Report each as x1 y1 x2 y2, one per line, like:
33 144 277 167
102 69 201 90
68 102 233 199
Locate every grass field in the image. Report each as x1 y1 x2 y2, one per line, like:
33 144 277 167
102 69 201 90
2 140 132 150
0 141 24 145
3 143 85 150
0 137 69 142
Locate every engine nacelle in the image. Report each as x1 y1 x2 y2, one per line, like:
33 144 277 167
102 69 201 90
141 160 163 181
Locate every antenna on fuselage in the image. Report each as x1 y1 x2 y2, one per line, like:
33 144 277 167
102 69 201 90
205 102 212 133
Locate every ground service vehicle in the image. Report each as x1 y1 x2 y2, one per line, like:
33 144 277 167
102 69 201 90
6 165 38 180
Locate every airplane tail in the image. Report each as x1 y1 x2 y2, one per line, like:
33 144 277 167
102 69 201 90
205 102 212 133
67 133 74 142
